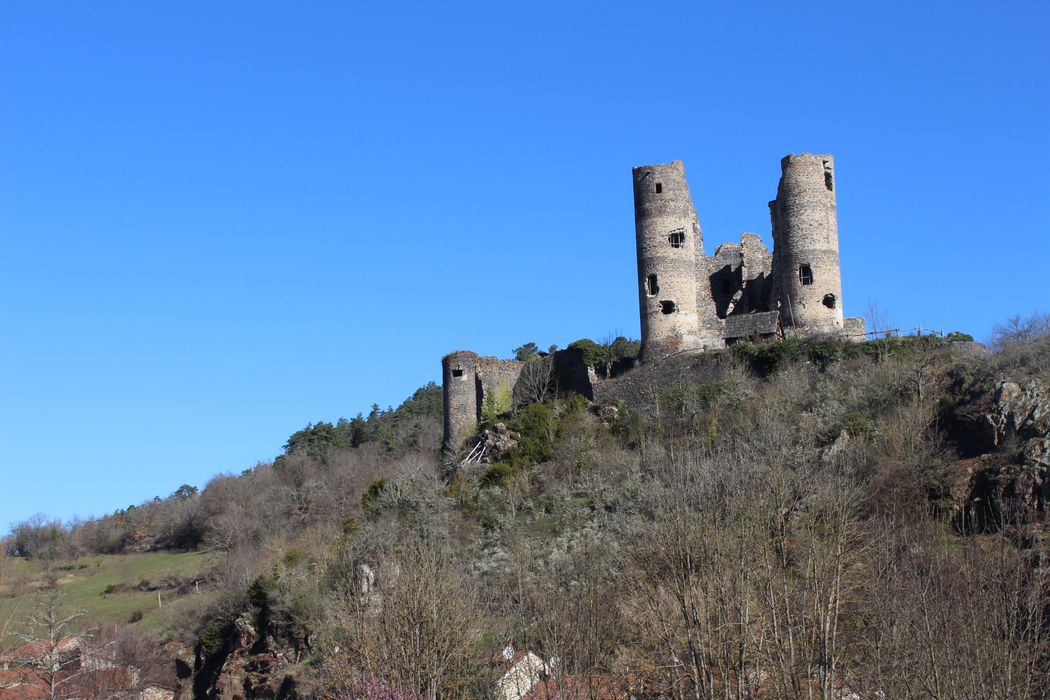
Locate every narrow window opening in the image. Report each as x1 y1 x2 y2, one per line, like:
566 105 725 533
646 273 659 297
655 182 663 193
823 160 834 191
668 229 686 248
799 264 814 286
451 367 464 378
659 300 677 315
822 294 837 309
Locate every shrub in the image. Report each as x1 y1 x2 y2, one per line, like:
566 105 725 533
511 402 556 464
281 548 307 569
479 462 516 489
514 342 540 361
198 619 230 659
568 338 607 369
606 336 641 362
842 410 874 437
732 338 804 375
247 575 274 609
481 383 512 420
805 340 845 368
362 478 389 516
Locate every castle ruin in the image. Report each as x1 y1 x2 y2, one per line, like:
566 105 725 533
635 153 864 361
443 154 865 452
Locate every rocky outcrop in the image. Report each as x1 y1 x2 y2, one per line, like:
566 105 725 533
176 608 306 700
984 380 1050 448
960 379 1050 529
480 423 518 463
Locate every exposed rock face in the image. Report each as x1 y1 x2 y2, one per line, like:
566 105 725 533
176 609 305 700
965 379 1050 527
985 380 1049 447
481 423 518 463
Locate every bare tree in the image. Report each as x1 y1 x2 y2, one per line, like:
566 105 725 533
990 310 1050 350
514 354 555 407
7 588 91 700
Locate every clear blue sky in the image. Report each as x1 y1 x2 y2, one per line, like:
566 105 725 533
2 1 1048 527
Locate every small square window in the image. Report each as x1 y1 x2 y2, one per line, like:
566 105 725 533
451 367 464 378
668 229 686 248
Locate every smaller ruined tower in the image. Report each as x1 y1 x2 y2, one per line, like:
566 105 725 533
442 350 479 453
770 154 844 334
633 160 722 361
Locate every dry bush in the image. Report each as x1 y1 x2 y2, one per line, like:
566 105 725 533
319 536 482 699
618 444 866 700
852 518 1048 699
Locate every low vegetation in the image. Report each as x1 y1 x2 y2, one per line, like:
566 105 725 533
3 313 1048 699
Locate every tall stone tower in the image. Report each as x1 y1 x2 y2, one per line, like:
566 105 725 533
770 154 844 334
633 160 722 361
441 350 479 453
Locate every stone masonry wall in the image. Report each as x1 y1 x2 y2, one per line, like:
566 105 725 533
477 357 524 416
770 154 844 334
740 232 773 313
708 242 743 319
633 161 723 362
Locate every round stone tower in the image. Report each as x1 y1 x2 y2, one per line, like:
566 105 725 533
770 154 844 335
441 350 479 453
633 160 722 361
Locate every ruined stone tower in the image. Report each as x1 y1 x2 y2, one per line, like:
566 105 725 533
441 152 865 456
769 154 844 335
442 350 479 453
442 351 526 454
633 160 723 361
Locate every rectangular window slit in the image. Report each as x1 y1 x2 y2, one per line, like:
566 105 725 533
646 273 659 296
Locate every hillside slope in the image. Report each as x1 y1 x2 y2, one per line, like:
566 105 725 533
4 322 1049 699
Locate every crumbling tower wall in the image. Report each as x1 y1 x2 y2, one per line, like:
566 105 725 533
770 154 844 334
477 357 524 416
633 160 722 361
442 350 480 453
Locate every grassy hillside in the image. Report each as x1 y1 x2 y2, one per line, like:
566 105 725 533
0 550 218 644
